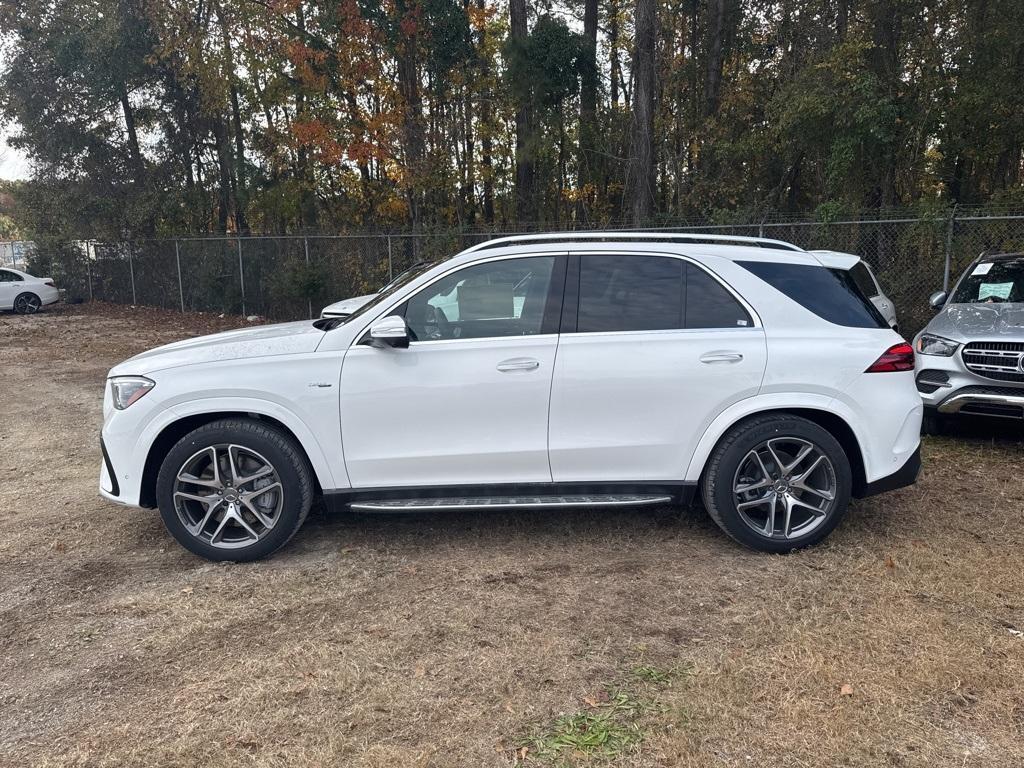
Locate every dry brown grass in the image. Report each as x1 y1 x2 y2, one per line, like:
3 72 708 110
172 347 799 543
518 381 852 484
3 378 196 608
1 303 1023 767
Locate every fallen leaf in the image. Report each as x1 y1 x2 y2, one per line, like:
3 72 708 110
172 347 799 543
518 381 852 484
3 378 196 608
413 665 426 678
884 555 895 569
840 684 854 696
181 586 194 594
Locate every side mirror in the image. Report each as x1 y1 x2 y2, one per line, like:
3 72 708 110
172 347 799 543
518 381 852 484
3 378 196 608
368 315 410 348
928 291 947 310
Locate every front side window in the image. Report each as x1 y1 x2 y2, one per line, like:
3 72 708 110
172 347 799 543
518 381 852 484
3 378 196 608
575 255 752 332
405 256 556 341
738 260 887 328
951 258 1024 304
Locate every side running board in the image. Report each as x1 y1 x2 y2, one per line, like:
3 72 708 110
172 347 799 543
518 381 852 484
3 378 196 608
349 494 673 512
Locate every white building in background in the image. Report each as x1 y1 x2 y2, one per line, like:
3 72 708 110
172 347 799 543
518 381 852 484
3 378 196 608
0 240 33 268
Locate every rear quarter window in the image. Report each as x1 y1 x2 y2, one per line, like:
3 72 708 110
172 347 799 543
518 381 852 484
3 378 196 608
737 261 888 329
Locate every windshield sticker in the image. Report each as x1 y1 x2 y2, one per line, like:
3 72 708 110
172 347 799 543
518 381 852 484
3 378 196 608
971 262 993 276
978 282 1013 300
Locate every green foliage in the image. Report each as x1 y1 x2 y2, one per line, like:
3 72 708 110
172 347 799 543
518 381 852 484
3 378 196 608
0 0 1022 236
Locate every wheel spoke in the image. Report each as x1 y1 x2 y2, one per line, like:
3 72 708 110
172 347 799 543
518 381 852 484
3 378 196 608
788 495 828 517
737 493 774 511
241 497 275 529
189 501 221 535
233 511 260 541
763 494 777 536
210 513 231 544
791 480 834 502
174 490 219 508
781 494 794 538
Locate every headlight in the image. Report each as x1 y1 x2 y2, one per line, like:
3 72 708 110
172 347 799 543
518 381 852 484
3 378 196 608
109 376 155 409
915 334 958 357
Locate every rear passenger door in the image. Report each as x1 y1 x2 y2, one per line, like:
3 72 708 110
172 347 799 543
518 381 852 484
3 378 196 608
547 253 767 482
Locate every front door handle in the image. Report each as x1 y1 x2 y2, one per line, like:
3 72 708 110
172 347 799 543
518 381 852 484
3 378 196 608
497 357 541 372
700 351 744 364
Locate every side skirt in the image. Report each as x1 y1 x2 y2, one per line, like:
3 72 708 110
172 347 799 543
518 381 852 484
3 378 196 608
323 481 696 514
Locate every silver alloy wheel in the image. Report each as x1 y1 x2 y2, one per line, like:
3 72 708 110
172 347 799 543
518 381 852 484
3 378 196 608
173 444 284 549
15 294 41 314
731 437 837 540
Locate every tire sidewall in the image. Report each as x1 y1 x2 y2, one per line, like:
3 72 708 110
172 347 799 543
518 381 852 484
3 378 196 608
707 417 853 553
156 422 308 561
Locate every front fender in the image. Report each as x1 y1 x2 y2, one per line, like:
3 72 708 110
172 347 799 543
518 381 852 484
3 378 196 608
683 393 870 484
103 396 345 507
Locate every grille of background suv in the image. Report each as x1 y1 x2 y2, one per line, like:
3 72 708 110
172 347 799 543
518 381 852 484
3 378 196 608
962 341 1024 383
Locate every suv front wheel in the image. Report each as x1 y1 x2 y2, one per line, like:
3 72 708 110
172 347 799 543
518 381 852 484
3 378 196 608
155 418 314 561
701 414 852 553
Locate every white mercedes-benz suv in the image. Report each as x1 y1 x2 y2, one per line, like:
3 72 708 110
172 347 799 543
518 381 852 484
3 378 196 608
100 233 923 561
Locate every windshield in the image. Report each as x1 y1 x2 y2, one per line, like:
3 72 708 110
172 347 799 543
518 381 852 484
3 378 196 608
951 258 1024 304
313 260 439 330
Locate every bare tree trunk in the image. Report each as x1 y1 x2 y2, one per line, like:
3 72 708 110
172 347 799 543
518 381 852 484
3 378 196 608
625 0 657 225
510 0 535 224
396 0 426 228
609 0 621 107
704 0 726 117
476 0 495 224
120 89 145 187
579 0 598 206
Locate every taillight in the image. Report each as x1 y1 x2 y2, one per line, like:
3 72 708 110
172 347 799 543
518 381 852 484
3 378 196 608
865 342 915 372
43 279 54 286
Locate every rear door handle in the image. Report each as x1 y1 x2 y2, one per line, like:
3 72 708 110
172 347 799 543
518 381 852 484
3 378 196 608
700 351 744 364
497 357 540 372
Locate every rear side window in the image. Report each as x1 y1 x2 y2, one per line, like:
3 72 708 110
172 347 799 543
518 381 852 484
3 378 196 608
577 255 684 332
737 261 887 328
685 265 752 328
575 255 752 332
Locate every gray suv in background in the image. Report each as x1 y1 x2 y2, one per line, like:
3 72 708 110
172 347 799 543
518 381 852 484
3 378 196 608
914 252 1024 431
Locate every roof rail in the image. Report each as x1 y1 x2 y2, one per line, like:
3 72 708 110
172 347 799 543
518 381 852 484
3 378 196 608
461 231 805 254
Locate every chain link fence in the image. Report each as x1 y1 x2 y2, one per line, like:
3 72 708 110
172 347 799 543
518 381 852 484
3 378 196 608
10 210 1024 336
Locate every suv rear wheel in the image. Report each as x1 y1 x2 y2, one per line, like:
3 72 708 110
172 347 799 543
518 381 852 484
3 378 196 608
701 414 852 553
155 418 313 561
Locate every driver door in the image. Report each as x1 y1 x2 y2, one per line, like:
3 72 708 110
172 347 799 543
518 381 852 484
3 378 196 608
339 254 566 489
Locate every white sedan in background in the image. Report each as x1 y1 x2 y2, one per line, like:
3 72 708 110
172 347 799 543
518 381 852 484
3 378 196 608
0 267 60 314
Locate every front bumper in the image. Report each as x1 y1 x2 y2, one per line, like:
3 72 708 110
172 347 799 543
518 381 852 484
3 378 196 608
857 445 921 498
916 353 1024 420
934 387 1024 419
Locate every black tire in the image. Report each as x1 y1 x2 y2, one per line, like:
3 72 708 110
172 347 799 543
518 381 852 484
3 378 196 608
13 292 41 314
155 418 314 561
921 409 947 436
700 413 853 553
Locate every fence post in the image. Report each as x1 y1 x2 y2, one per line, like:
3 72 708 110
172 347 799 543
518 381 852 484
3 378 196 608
387 235 393 282
238 238 247 316
175 239 185 313
128 242 137 305
85 242 93 302
942 204 958 293
304 236 312 319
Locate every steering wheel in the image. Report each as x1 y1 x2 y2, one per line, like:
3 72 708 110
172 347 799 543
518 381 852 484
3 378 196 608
431 305 451 338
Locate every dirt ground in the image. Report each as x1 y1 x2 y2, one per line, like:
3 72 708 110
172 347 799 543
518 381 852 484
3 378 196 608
2 302 1023 768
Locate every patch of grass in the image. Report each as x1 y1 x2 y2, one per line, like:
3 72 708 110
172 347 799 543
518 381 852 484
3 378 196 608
525 690 652 763
631 664 678 685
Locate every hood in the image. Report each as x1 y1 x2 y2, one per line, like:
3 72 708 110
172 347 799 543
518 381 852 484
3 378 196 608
321 293 377 317
109 320 325 376
924 302 1024 340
